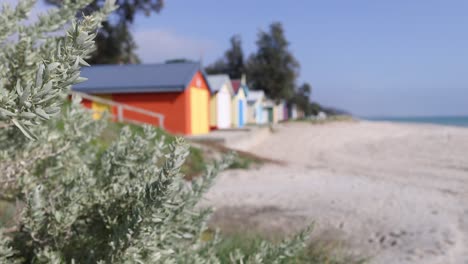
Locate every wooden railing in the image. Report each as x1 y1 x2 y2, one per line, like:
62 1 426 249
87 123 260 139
71 92 165 129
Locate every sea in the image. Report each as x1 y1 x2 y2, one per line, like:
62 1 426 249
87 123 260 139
365 116 468 128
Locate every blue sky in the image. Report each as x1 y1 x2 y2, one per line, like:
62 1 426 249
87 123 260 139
12 0 468 117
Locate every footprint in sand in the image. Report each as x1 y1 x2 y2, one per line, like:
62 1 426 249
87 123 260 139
368 230 405 249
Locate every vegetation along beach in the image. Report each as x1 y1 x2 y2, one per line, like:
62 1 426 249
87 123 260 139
1 0 468 263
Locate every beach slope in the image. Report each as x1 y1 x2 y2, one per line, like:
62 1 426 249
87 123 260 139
204 121 468 264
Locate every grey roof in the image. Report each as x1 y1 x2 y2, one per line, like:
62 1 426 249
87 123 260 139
247 90 265 103
263 98 276 108
207 74 234 95
73 62 209 94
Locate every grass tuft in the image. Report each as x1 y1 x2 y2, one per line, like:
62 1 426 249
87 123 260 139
213 232 366 264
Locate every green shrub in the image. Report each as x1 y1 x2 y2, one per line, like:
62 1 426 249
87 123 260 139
228 155 254 169
0 0 311 263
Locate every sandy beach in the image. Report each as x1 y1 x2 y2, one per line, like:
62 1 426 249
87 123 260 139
203 121 468 264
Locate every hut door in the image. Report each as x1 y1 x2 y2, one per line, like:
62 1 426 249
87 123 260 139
268 108 274 123
190 87 209 135
238 100 244 127
256 104 263 124
218 91 231 129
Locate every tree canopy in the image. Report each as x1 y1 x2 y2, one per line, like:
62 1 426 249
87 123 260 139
205 35 245 79
45 0 165 64
165 58 194 64
291 83 313 116
246 22 300 101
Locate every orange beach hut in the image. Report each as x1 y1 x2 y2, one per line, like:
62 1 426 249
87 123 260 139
73 62 211 135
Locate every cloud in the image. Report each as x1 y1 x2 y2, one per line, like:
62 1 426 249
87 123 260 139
133 28 216 63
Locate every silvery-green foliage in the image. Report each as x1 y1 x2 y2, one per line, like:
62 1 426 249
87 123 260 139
0 0 35 43
0 102 310 263
0 233 19 264
0 0 116 139
0 101 216 262
0 96 106 198
0 0 310 262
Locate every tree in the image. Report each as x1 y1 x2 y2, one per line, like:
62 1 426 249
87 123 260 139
309 102 322 115
298 82 311 98
0 1 310 262
205 35 245 79
45 0 165 64
246 22 299 101
89 20 141 64
291 83 313 116
165 58 194 64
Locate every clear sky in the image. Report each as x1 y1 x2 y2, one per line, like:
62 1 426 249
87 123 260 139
11 0 468 117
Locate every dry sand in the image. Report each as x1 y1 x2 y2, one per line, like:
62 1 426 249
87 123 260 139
202 121 468 264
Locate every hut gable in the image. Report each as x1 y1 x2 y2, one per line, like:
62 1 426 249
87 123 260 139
247 90 265 105
207 74 234 96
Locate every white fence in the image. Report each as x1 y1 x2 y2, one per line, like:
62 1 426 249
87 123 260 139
71 92 165 129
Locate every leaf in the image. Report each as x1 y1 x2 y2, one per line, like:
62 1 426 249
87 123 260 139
73 76 88 84
0 107 15 116
15 80 23 95
20 111 36 119
35 108 50 120
78 57 90 67
44 106 61 115
35 64 45 88
39 81 53 96
11 118 36 140
47 62 60 72
19 84 30 106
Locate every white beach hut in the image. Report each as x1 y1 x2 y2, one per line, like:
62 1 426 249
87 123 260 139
207 74 234 129
247 90 267 124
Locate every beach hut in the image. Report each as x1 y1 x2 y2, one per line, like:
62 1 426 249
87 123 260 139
263 99 276 124
73 62 212 135
247 90 266 125
288 103 298 120
275 100 287 122
231 75 249 128
297 108 305 119
207 74 234 130
283 101 289 120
